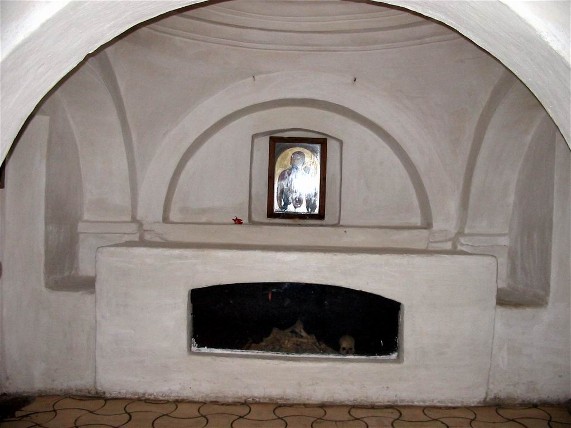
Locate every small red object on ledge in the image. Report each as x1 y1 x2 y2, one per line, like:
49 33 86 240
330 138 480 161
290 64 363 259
232 216 243 224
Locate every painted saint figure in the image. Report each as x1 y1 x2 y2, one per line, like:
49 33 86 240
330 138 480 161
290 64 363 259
276 150 318 213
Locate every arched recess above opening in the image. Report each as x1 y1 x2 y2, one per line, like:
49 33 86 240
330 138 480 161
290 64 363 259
163 102 430 228
139 71 433 228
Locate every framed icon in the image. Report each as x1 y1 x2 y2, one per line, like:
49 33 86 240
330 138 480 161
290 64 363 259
267 136 326 220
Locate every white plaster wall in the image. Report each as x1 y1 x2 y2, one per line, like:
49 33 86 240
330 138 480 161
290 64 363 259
465 83 547 234
77 221 140 278
0 169 5 390
507 118 556 299
0 0 569 403
170 106 420 226
131 33 503 229
488 136 570 402
42 96 83 286
1 115 95 393
57 61 132 221
96 245 497 405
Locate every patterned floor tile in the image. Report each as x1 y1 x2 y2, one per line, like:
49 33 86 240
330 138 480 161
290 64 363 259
0 421 39 428
2 396 569 428
274 404 326 418
124 399 177 414
41 408 88 428
53 397 106 412
92 399 135 415
513 418 552 428
423 407 476 420
75 425 117 428
233 417 287 427
11 410 57 425
538 406 571 423
436 417 475 427
14 396 60 413
202 413 241 426
350 406 400 420
471 406 511 422
497 406 551 421
153 414 208 428
279 415 317 428
74 410 130 427
242 403 279 420
168 401 204 418
393 421 447 427
471 421 527 428
320 405 355 421
199 403 250 416
395 406 432 421
120 411 165 427
313 420 367 428
358 416 396 427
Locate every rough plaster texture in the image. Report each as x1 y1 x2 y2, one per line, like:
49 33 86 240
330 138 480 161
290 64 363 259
143 224 430 250
57 62 132 221
96 245 497 405
464 82 547 234
488 137 570 401
42 96 83 287
0 0 569 404
1 0 569 163
507 117 556 300
136 62 497 228
2 116 95 393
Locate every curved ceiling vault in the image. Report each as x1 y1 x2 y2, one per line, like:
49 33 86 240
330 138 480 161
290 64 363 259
1 0 569 165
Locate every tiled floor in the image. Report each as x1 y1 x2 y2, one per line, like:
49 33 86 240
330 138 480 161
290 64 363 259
1 396 570 427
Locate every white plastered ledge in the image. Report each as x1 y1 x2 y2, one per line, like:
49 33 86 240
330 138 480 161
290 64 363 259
96 244 497 404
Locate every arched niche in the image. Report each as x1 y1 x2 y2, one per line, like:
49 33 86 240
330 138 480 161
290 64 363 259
140 71 433 227
457 75 558 305
504 116 557 305
166 106 425 227
464 80 550 234
41 94 84 288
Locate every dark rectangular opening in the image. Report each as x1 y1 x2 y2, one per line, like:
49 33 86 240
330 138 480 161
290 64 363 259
190 282 401 358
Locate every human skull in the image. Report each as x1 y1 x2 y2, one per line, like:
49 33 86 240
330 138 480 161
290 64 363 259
339 335 355 355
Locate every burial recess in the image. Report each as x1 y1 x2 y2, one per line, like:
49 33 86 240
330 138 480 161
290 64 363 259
190 282 401 357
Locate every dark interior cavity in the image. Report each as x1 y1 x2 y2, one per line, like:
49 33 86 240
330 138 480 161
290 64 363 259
190 282 401 357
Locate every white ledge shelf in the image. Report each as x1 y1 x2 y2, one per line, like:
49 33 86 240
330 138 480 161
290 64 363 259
143 223 430 250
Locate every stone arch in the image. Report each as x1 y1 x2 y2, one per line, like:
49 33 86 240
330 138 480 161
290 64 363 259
138 71 431 227
1 0 569 165
165 108 426 227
